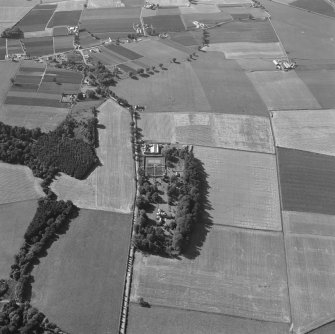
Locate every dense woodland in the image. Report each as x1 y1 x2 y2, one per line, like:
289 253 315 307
1 26 23 39
0 120 99 189
0 300 67 334
133 147 203 256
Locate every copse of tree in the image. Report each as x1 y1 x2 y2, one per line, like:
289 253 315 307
0 300 68 333
1 26 23 39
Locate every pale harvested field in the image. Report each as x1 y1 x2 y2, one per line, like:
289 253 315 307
200 0 251 4
0 105 68 132
54 0 85 11
128 303 290 334
114 62 212 113
0 200 38 278
52 99 135 213
194 146 282 230
0 7 32 22
132 225 290 322
285 222 335 333
0 163 44 204
0 0 38 5
32 209 132 334
271 109 335 156
283 211 335 238
206 42 285 59
236 58 276 71
138 112 274 153
155 0 188 6
180 4 221 14
87 0 125 8
247 71 321 111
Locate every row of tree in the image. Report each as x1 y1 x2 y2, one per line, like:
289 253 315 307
10 198 77 302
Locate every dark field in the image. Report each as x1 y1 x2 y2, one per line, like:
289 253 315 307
39 82 80 95
5 96 65 108
157 7 181 15
291 0 335 17
81 17 140 33
15 75 42 84
105 44 143 60
47 10 82 28
297 70 335 109
278 148 335 215
0 38 6 60
54 36 74 53
53 26 69 37
31 209 132 334
17 9 56 32
192 52 268 116
169 31 198 46
44 69 82 84
24 37 54 56
118 63 136 73
80 7 141 20
143 15 185 33
10 84 39 92
19 65 45 73
78 31 100 48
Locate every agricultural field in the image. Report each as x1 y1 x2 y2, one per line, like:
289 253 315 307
54 0 85 11
51 100 135 213
284 213 335 333
193 146 281 231
0 200 38 278
277 0 335 17
0 162 44 204
47 10 82 28
264 0 335 61
24 36 54 56
143 15 186 33
271 109 335 156
53 35 74 53
31 209 132 334
0 38 6 60
181 12 233 29
89 46 129 66
296 70 335 109
114 61 212 113
86 0 124 8
138 112 274 153
247 70 321 111
0 104 68 131
0 62 20 104
80 7 141 20
128 303 290 334
278 148 335 215
132 225 290 322
7 39 24 55
80 17 140 33
206 42 285 59
15 5 57 32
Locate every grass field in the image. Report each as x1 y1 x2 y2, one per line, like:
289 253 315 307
247 70 321 111
264 0 335 61
271 109 335 156
0 62 20 105
47 10 82 28
0 6 33 24
54 0 85 11
16 7 56 32
44 68 82 84
193 146 282 230
278 148 335 215
0 104 68 132
87 0 124 8
206 42 284 59
192 53 268 116
290 0 335 17
89 46 128 66
128 303 290 334
297 70 335 109
38 82 80 94
105 43 142 60
53 35 74 53
284 222 335 333
52 99 135 213
31 209 132 334
219 5 270 19
79 31 100 48
132 225 290 322
0 200 38 278
114 62 212 113
0 163 44 204
138 112 274 153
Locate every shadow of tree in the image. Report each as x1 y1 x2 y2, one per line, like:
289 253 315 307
182 158 213 260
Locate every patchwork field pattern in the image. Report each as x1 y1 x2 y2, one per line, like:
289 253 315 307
194 146 281 230
247 70 321 111
52 100 135 213
271 109 335 156
32 209 132 334
139 112 274 153
128 303 290 334
0 163 44 204
278 148 335 215
0 200 38 278
81 17 140 33
284 211 335 333
47 10 82 28
132 226 290 322
142 15 185 33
